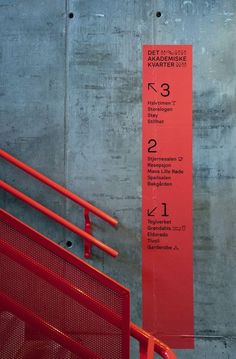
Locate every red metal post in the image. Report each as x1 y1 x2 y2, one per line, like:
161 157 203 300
130 323 177 359
140 342 148 359
139 335 154 359
0 180 118 258
146 336 155 359
84 209 92 258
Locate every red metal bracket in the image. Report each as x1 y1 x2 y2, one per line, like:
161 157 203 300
84 209 92 258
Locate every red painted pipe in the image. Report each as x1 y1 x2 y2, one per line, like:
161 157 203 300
0 149 118 227
0 180 118 257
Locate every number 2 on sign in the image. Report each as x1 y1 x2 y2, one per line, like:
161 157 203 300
148 139 157 153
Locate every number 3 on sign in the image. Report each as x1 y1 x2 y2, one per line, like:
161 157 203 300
161 83 170 97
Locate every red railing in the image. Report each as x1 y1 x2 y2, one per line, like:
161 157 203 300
0 149 118 257
0 150 178 358
0 295 176 359
0 209 177 358
0 149 117 227
0 180 118 258
0 293 176 359
0 209 130 359
0 239 122 330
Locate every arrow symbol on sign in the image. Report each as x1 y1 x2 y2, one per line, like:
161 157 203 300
148 83 157 93
147 207 157 217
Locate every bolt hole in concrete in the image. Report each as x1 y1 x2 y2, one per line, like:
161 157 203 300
156 11 162 17
66 240 73 248
68 12 74 18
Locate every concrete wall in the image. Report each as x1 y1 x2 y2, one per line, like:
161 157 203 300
0 0 235 357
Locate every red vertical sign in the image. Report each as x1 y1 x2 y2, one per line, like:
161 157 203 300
142 45 194 349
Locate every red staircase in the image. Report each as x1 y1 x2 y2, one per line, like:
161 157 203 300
0 149 176 359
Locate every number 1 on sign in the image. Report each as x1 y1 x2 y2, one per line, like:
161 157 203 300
162 203 169 217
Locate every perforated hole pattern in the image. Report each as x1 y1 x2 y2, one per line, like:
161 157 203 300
0 218 129 359
0 310 77 359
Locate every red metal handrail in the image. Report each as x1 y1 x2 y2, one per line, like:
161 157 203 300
0 180 118 257
0 149 118 226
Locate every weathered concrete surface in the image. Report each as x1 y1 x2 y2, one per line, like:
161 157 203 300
0 0 66 240
0 0 236 358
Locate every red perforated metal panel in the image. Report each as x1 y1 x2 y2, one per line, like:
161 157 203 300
0 310 77 359
0 209 130 359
